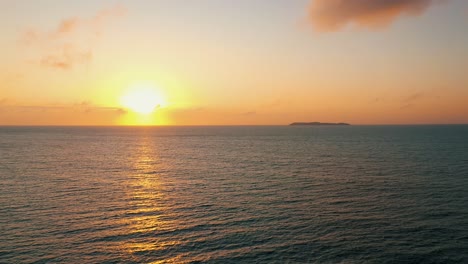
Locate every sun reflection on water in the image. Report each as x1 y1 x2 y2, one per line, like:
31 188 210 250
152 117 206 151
119 133 181 261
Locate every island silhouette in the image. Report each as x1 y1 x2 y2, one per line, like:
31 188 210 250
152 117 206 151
289 122 350 126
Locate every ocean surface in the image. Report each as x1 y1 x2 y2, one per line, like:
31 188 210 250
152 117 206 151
1 125 467 263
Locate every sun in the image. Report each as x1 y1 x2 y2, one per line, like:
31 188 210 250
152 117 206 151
121 84 166 114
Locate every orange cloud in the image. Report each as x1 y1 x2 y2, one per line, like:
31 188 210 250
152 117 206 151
308 0 445 32
56 18 79 35
0 101 127 125
40 47 92 70
20 5 126 70
0 100 126 114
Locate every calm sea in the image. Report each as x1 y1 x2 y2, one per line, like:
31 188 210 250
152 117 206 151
1 126 467 263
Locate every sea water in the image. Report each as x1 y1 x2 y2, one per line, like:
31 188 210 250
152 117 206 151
1 125 467 263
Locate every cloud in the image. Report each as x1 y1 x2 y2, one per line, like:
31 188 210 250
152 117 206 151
78 101 127 114
307 0 445 32
241 111 256 116
372 97 384 103
56 18 80 35
20 5 126 70
404 92 424 103
0 100 126 115
40 46 92 70
399 104 412 109
0 100 127 125
399 92 425 109
91 5 127 36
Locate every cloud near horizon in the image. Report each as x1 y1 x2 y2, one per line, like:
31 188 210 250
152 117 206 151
308 0 445 32
0 100 126 114
0 100 127 125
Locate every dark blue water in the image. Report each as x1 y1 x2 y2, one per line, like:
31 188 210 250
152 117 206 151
1 125 467 263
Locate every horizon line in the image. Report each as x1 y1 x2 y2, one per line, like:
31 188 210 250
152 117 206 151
1 123 468 127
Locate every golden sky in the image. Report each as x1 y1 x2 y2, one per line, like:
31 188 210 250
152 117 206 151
1 0 467 125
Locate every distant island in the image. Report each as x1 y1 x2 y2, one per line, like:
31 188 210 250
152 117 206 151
289 122 350 126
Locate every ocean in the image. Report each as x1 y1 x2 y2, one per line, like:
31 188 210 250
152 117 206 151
1 125 467 263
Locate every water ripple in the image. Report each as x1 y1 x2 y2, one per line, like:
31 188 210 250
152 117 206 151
1 125 467 263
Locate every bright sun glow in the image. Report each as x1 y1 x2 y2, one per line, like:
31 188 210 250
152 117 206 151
121 84 166 114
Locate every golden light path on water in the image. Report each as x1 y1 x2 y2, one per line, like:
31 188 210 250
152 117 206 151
118 133 183 263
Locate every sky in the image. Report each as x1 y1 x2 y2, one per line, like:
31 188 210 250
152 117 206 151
0 0 467 125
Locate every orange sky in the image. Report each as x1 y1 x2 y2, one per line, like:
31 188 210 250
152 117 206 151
0 0 467 125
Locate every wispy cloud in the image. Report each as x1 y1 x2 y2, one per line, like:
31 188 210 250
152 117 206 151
91 5 127 36
20 5 126 70
241 111 257 116
404 92 425 103
0 100 126 114
400 92 426 109
0 100 127 125
56 18 80 35
40 45 93 70
77 101 127 114
307 0 446 32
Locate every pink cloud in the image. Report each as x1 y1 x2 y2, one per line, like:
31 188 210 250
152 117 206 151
307 0 445 32
20 5 126 70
